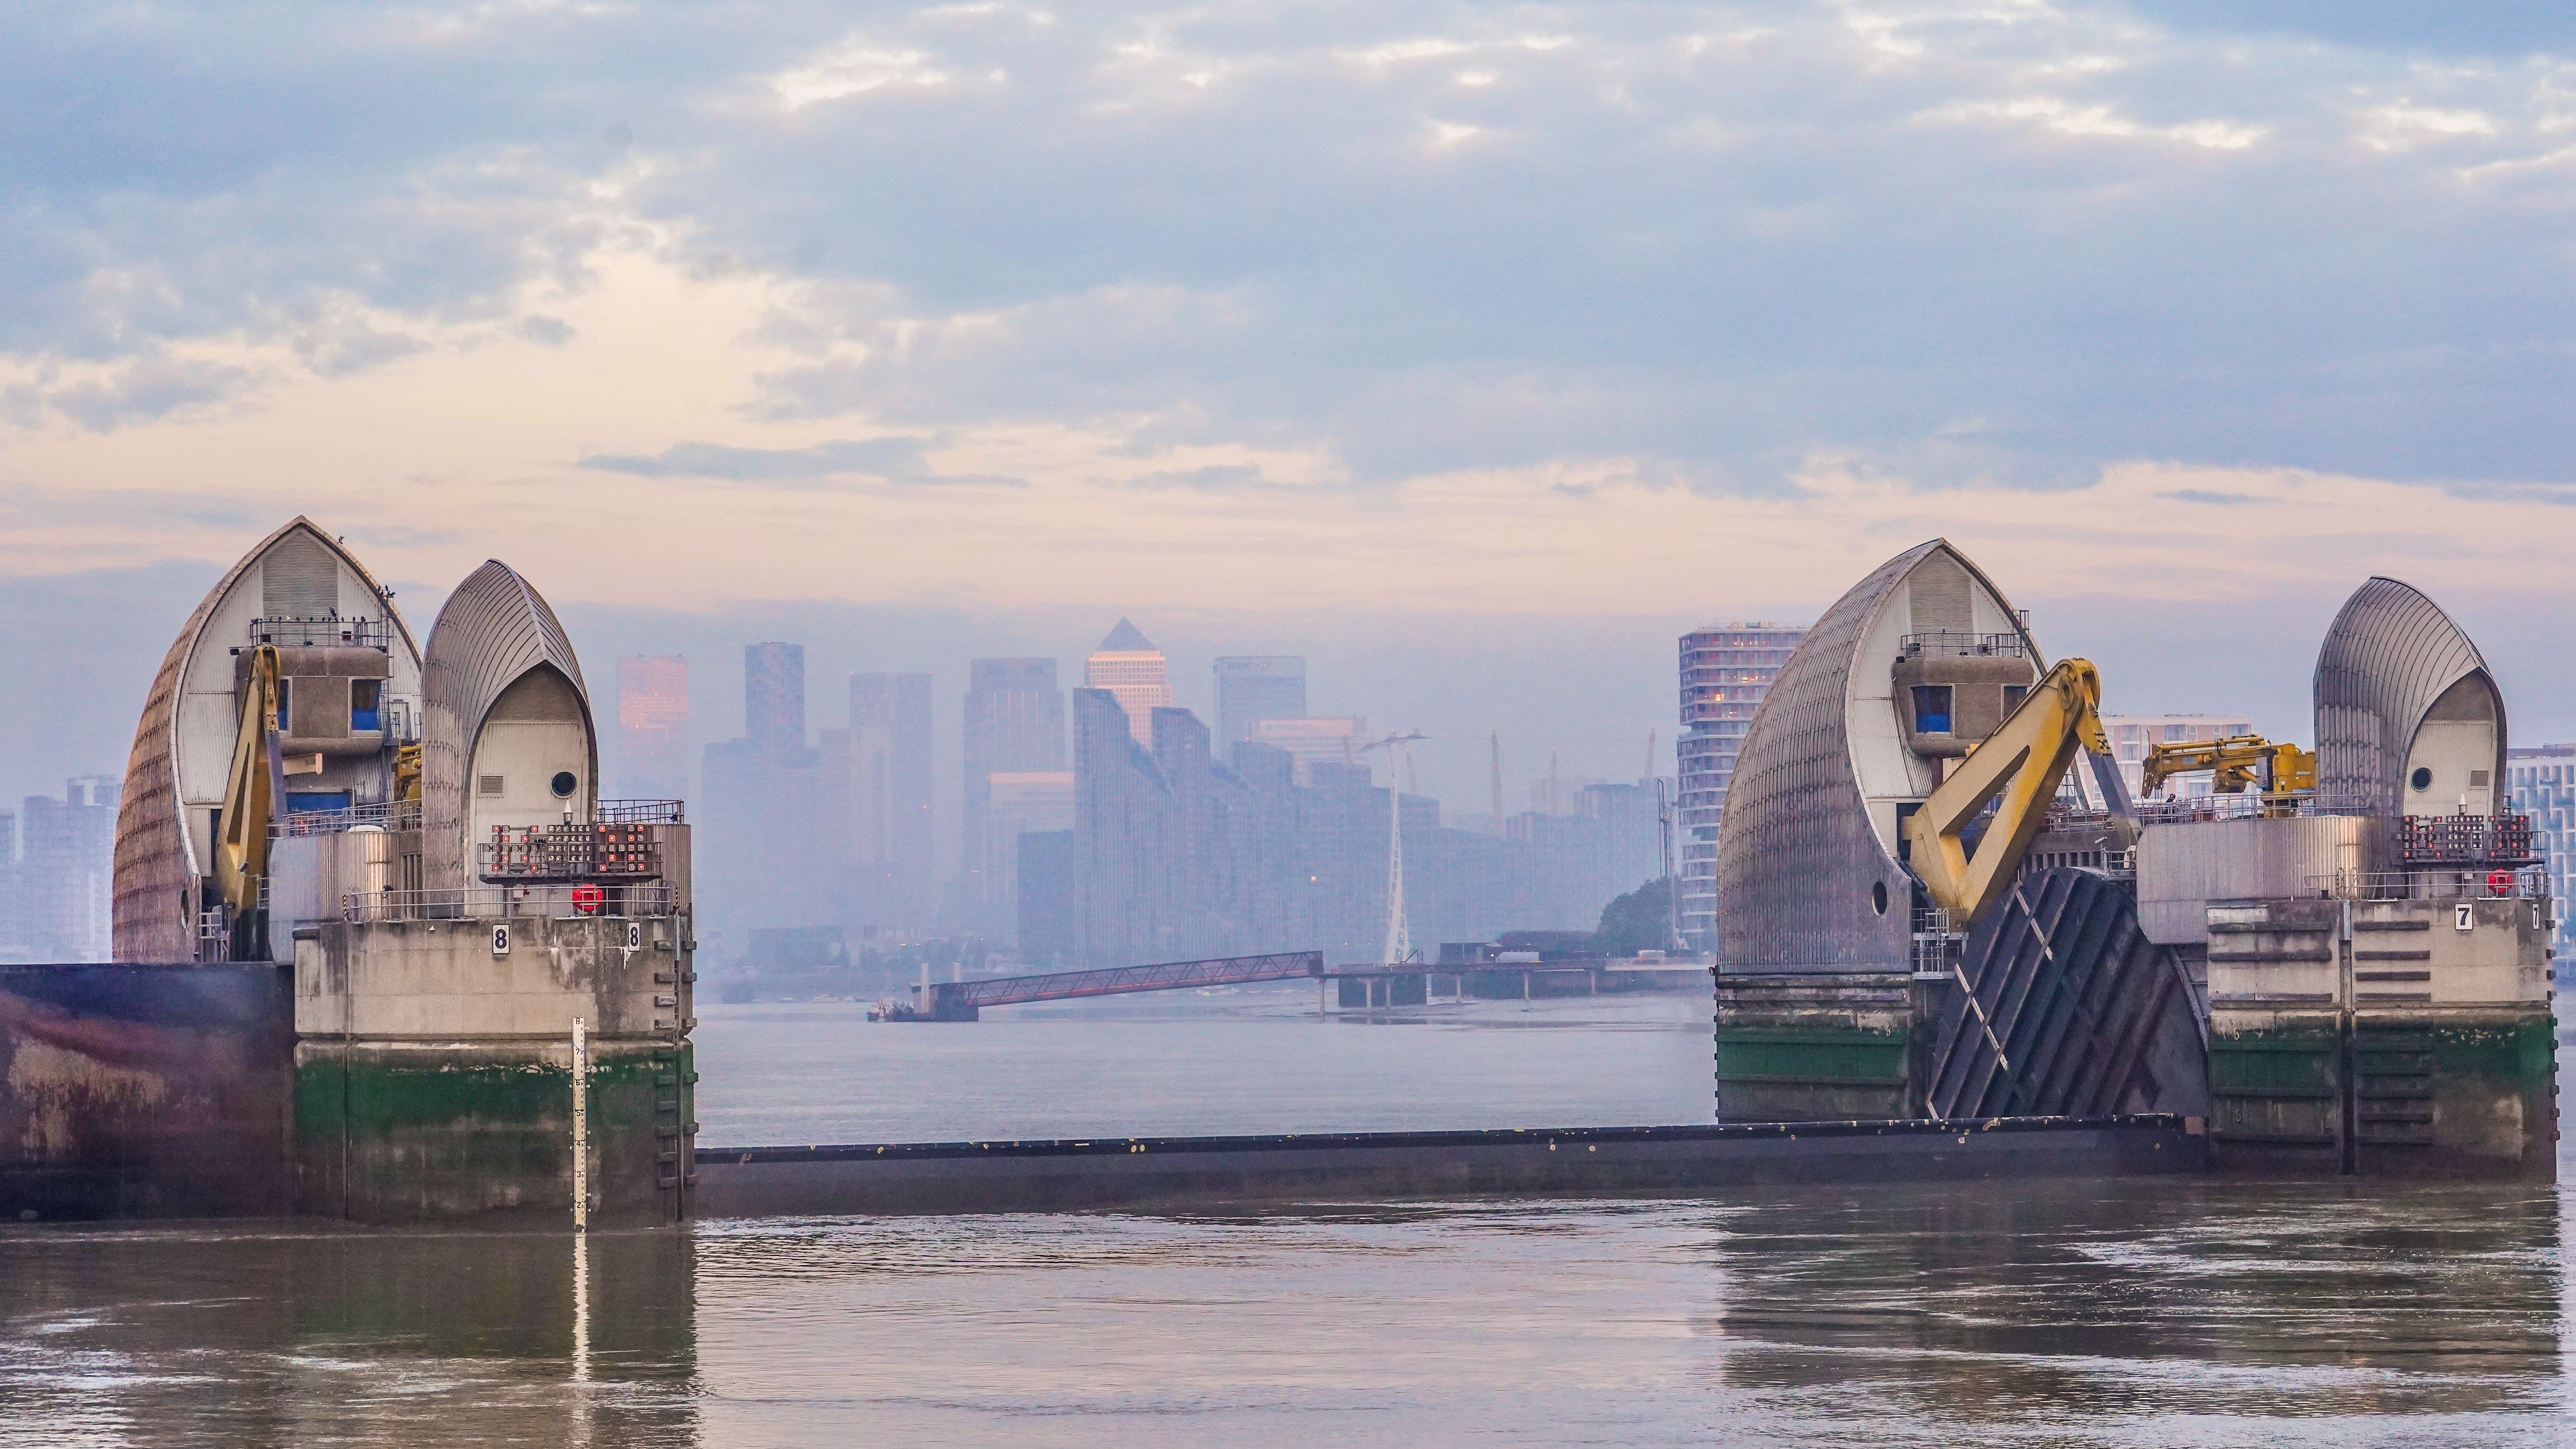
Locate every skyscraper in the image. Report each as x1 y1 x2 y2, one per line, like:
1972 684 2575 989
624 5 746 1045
1085 619 1170 748
961 658 1066 927
699 646 823 945
5 776 120 962
744 642 806 762
615 654 689 799
851 672 935 924
1214 656 1306 746
1678 622 1806 954
2508 745 2576 973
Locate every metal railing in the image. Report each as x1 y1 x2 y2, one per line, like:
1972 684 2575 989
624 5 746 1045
273 800 422 837
249 615 394 650
2398 813 2536 866
342 882 679 923
481 822 662 881
2134 793 2374 825
596 799 685 825
2306 869 2549 902
1897 631 2026 660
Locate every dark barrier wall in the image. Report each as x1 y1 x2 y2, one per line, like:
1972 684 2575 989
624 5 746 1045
0 963 293 1220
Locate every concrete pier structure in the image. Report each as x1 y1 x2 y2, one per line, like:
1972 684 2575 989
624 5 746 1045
102 529 697 1226
2193 581 2555 1179
1711 544 2552 1180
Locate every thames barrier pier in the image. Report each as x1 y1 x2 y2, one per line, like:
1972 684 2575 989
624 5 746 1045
107 521 697 1224
0 520 2551 1224
1713 539 2554 1181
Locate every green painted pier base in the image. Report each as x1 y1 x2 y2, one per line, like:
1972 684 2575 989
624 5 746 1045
1713 973 1918 1121
2208 1011 2555 1179
292 913 699 1226
2203 895 2556 1181
293 1041 697 1225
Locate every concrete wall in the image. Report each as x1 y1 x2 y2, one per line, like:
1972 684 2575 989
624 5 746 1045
297 914 682 1040
0 963 293 1220
2205 894 2554 1179
296 912 697 1225
2135 815 2376 946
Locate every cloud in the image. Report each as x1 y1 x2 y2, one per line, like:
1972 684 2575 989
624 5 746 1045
576 435 1019 486
39 350 259 431
4 0 2576 506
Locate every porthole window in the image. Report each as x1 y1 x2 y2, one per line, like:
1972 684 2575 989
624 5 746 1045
550 770 578 798
1871 881 1889 916
2410 767 2433 791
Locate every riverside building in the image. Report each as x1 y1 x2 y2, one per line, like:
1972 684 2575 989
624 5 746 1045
1677 622 1805 954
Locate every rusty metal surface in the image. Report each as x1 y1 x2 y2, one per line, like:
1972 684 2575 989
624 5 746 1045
0 963 293 1219
112 519 419 961
419 561 596 894
2313 577 2502 820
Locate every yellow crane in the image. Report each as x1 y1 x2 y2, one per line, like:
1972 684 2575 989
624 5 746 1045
212 644 286 921
2139 734 2314 801
1904 658 2129 926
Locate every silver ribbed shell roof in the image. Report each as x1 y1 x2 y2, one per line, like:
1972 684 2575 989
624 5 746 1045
111 518 418 961
2312 577 2502 819
419 560 594 891
1715 539 2037 973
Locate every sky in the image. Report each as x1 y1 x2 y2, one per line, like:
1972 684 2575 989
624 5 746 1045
5 0 2576 822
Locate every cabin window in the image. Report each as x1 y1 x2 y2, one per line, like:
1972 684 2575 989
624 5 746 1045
286 791 350 814
1911 685 1953 735
350 678 382 732
2002 684 2029 715
273 678 291 733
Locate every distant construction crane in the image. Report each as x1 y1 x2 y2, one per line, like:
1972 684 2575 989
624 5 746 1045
1357 729 1427 966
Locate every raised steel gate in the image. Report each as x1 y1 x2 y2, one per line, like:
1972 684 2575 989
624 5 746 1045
1921 869 2208 1120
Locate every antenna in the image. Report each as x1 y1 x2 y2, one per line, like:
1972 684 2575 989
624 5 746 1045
1358 730 1428 966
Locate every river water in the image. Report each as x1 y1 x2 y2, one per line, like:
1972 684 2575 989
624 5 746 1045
4 988 2571 1446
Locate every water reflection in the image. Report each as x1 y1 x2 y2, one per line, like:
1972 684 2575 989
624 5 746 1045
1704 1178 2564 1426
0 1224 699 1448
0 1182 2568 1443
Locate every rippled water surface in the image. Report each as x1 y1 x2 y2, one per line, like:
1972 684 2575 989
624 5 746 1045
3 993 2571 1446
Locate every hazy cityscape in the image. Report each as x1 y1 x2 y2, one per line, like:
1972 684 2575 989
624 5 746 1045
10 2 2576 1445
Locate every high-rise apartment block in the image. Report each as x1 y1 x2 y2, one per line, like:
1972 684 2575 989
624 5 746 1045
1 776 120 962
615 654 689 799
1678 622 1805 954
1085 619 1170 748
848 672 935 924
743 642 806 762
2508 744 2576 972
961 659 1066 928
702 647 823 946
1214 656 1306 745
2102 714 2255 800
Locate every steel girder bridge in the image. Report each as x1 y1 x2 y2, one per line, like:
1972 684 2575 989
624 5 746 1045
917 951 1326 1021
